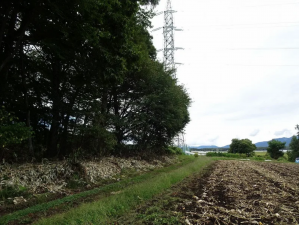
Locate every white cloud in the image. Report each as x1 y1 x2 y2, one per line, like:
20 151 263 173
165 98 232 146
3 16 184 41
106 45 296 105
250 129 260 137
151 0 299 146
274 129 293 137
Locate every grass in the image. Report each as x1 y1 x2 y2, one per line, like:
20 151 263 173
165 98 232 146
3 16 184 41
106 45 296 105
0 155 195 224
206 151 289 162
255 151 267 156
33 156 213 225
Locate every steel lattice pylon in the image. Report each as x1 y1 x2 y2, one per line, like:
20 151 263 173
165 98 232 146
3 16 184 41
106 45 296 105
152 0 187 151
162 0 186 150
163 0 175 73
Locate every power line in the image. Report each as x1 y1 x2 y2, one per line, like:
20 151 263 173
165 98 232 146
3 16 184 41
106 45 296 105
177 63 299 67
229 1 299 8
183 24 299 30
230 47 299 50
188 21 299 28
227 64 299 66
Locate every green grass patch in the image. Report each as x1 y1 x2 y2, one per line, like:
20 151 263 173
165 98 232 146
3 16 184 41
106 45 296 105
34 156 213 225
206 151 290 162
206 152 248 158
0 155 193 225
255 151 267 156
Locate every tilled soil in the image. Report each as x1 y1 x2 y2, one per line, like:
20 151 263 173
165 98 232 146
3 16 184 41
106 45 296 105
119 160 299 225
179 161 299 225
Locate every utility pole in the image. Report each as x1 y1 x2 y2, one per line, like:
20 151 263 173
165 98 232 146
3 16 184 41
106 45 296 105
152 0 187 151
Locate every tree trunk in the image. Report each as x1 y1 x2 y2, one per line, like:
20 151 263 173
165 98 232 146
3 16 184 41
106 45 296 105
20 42 34 156
46 62 61 158
113 87 122 144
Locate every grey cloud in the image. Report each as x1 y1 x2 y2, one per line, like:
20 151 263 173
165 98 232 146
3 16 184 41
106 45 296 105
209 136 219 143
274 129 292 137
249 129 260 137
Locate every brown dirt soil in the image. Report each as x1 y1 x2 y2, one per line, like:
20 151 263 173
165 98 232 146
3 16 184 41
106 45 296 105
119 160 299 225
180 161 299 224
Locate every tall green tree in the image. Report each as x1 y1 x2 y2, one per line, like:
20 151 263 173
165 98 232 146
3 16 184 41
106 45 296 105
228 138 256 156
267 139 285 159
0 0 193 160
287 136 299 162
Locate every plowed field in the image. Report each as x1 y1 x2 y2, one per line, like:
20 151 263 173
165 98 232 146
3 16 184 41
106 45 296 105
180 161 299 224
120 161 299 225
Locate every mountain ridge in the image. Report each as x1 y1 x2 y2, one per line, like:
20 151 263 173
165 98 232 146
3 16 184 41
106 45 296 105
190 137 293 149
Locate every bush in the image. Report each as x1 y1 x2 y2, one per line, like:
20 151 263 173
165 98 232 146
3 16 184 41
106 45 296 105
0 107 33 148
194 152 199 157
0 185 29 200
166 146 184 155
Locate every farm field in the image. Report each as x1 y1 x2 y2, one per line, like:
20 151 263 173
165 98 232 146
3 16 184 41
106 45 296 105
119 160 299 224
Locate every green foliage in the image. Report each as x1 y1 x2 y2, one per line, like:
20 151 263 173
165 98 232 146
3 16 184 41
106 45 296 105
66 174 86 189
0 0 190 159
287 136 299 162
137 206 181 224
267 139 285 159
167 146 184 155
206 152 247 158
228 138 256 156
0 107 33 148
0 185 29 200
194 152 199 158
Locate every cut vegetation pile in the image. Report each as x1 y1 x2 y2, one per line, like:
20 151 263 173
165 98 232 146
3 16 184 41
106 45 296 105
0 156 176 198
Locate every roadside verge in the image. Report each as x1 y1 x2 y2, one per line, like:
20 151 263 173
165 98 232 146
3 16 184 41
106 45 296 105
34 156 213 225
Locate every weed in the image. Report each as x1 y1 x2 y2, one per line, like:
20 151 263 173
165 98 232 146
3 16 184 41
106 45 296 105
34 156 212 225
0 185 29 200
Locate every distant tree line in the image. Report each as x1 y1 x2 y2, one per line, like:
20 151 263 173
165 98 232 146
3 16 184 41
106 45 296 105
287 125 299 161
0 0 190 161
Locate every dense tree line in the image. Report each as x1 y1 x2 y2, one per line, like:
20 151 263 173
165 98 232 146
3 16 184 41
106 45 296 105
0 0 190 160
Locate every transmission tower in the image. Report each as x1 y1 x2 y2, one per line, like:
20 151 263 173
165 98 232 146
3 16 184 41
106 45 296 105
152 0 183 78
152 0 187 151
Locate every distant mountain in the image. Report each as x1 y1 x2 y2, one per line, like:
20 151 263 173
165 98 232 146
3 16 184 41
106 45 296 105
254 137 292 147
221 145 230 148
190 137 293 149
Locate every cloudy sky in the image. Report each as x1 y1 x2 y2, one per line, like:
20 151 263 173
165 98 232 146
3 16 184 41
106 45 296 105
150 0 299 147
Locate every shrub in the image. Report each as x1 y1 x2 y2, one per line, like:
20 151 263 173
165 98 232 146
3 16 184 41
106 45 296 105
194 152 199 157
166 146 184 155
0 107 33 149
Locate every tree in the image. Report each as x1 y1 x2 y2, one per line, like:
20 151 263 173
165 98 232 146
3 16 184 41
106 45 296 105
287 136 299 162
228 138 256 156
0 0 193 160
267 139 285 159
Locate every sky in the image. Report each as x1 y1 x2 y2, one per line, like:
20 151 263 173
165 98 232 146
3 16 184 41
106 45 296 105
150 0 299 147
